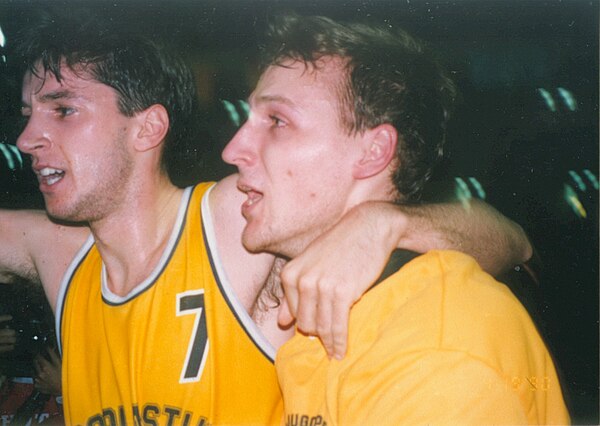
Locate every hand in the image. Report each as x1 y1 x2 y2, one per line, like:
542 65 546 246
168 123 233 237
34 347 62 396
279 202 402 359
0 315 16 354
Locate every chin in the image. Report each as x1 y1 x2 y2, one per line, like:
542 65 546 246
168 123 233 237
45 205 69 221
241 228 278 255
241 231 263 254
45 203 85 224
46 210 79 224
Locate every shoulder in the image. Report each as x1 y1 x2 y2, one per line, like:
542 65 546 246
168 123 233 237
205 175 276 311
348 250 547 363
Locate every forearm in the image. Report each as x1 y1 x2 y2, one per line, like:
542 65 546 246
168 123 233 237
372 199 532 276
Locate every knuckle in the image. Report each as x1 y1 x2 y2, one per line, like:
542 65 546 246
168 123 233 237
331 321 346 334
316 277 334 291
332 284 348 300
332 332 346 345
280 267 296 286
298 322 316 335
297 277 317 295
316 323 330 337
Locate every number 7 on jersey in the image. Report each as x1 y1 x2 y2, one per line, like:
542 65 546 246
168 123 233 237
177 290 209 383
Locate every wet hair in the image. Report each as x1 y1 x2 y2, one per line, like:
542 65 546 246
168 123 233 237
14 10 199 177
260 14 457 202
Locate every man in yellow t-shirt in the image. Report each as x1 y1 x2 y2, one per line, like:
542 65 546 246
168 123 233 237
278 249 568 424
224 14 570 424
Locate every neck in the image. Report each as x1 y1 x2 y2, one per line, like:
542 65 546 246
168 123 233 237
89 176 184 296
285 180 397 260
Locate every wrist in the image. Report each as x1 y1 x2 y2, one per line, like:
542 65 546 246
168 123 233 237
378 202 409 251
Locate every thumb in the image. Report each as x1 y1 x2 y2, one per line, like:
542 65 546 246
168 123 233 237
278 298 295 327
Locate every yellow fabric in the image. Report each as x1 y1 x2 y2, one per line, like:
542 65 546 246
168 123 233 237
59 183 282 425
277 250 570 426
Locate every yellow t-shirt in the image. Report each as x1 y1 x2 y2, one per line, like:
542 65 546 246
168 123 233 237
277 250 570 425
56 183 282 425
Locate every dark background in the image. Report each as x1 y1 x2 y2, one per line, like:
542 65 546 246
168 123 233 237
0 1 597 423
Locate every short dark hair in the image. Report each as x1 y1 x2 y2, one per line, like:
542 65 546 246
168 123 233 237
14 10 199 177
260 14 457 201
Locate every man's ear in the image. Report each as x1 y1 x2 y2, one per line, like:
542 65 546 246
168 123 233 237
134 104 169 152
353 124 398 179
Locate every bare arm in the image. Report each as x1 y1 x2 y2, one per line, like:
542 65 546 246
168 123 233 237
380 199 532 276
0 209 89 311
280 199 531 358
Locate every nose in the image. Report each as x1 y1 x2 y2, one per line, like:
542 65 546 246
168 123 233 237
222 122 255 167
16 115 50 155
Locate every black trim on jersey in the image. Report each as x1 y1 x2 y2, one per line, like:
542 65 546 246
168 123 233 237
58 240 95 353
370 250 422 290
201 220 276 364
101 187 194 306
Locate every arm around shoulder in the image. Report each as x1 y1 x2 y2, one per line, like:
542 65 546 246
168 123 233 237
278 198 532 359
374 198 532 276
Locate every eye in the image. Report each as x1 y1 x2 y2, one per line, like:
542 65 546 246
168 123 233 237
269 114 286 128
56 106 76 118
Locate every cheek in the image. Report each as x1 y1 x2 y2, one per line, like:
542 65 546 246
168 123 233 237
283 166 328 201
266 140 350 198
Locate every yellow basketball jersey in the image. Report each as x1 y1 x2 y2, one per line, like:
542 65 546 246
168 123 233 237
56 183 282 425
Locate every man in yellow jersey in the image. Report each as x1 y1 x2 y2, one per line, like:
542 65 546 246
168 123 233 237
223 14 570 425
1 10 532 425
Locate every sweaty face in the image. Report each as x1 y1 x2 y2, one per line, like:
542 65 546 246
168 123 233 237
17 64 135 223
222 58 364 258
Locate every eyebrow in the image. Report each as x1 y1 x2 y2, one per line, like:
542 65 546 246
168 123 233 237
22 89 87 108
251 94 299 111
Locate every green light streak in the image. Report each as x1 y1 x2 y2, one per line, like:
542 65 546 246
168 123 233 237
557 87 577 111
537 88 556 112
221 100 241 127
564 183 587 218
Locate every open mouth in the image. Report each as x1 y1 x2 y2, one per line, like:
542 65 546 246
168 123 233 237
37 167 65 186
238 183 264 213
245 189 263 207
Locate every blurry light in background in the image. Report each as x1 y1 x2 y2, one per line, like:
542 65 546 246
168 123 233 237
221 100 250 128
568 170 587 192
238 100 249 119
454 177 473 210
0 23 5 63
455 177 488 210
583 169 599 190
221 100 241 127
564 183 587 219
537 88 556 112
537 87 578 112
468 177 486 200
557 87 577 111
0 143 23 170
